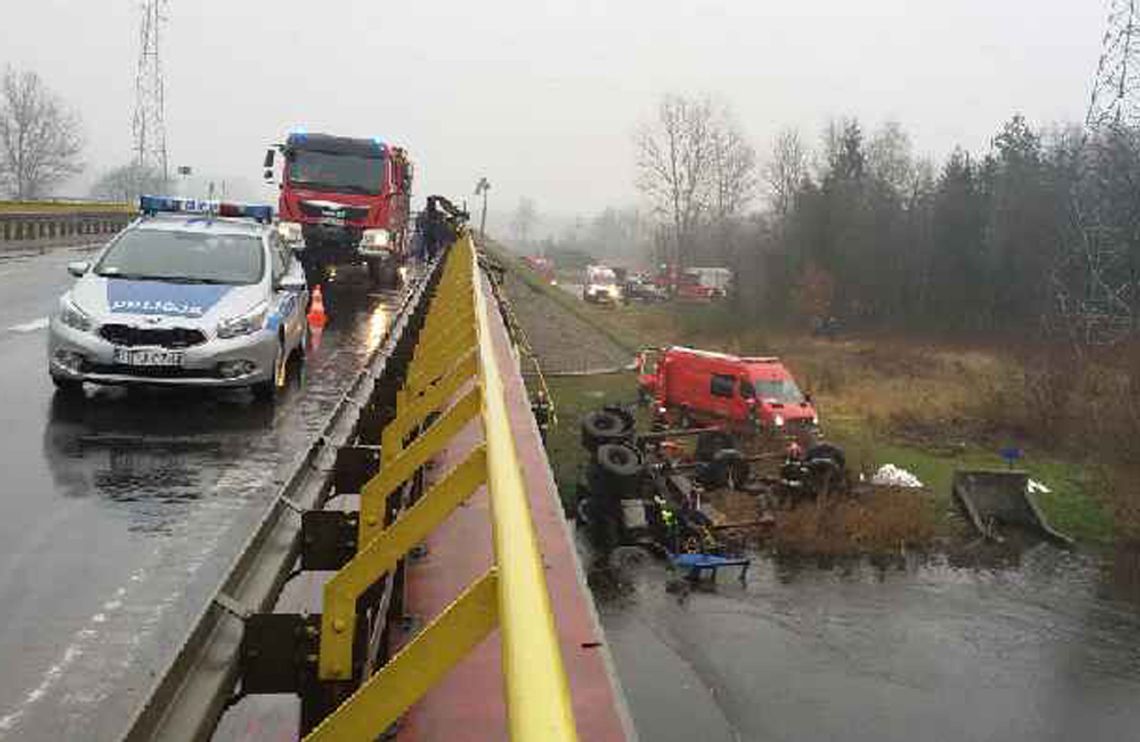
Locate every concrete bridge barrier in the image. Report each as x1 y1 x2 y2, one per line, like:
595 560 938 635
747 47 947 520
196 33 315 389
0 200 135 253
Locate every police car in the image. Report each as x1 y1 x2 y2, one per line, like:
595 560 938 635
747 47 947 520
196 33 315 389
48 195 310 401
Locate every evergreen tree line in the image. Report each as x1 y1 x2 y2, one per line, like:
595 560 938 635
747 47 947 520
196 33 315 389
746 115 1140 342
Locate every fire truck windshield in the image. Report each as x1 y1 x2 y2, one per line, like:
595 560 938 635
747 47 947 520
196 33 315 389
287 149 385 195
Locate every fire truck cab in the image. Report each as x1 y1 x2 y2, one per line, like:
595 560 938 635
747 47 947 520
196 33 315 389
264 130 413 288
637 346 818 434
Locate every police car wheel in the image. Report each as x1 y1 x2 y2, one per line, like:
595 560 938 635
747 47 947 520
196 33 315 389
252 341 286 401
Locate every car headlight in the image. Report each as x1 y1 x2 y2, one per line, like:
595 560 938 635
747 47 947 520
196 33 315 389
812 415 819 426
774 414 785 427
59 298 94 333
217 301 268 339
361 228 390 249
277 221 303 245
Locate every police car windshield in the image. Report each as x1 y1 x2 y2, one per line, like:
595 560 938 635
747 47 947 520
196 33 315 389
287 149 383 195
753 378 803 404
95 229 264 285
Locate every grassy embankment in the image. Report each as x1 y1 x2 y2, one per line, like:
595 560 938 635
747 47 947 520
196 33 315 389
498 250 1122 545
489 241 1125 546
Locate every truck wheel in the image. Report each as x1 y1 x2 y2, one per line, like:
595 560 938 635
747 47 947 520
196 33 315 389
805 442 846 471
596 443 642 478
581 409 633 450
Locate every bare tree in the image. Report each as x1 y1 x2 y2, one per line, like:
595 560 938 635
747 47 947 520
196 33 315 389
866 121 915 196
0 68 83 199
90 162 166 203
709 109 757 219
635 95 716 265
764 128 808 218
510 196 538 247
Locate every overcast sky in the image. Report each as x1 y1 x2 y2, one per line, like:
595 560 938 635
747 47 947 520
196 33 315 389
5 0 1106 220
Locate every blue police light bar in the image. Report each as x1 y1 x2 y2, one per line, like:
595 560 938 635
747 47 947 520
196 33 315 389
138 195 273 224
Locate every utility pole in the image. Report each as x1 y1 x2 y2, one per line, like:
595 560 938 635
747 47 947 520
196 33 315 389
474 177 490 243
133 0 170 192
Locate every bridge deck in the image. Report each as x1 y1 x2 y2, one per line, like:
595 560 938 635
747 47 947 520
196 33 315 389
397 274 631 740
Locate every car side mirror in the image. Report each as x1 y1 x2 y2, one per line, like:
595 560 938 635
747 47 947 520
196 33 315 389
804 392 813 404
278 274 307 292
67 261 89 277
263 148 275 169
263 168 273 181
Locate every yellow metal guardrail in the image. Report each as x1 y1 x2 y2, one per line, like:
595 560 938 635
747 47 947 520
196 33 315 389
306 232 578 741
0 199 135 214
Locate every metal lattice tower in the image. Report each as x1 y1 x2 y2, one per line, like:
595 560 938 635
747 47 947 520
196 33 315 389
1088 0 1140 129
132 0 169 184
1057 0 1140 345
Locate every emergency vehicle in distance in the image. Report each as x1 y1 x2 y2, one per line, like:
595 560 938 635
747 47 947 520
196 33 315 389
522 255 556 284
48 196 310 402
264 129 413 288
636 346 819 434
654 264 732 301
583 264 622 304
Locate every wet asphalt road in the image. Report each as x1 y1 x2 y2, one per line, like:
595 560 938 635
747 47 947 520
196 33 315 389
0 248 402 740
594 542 1140 742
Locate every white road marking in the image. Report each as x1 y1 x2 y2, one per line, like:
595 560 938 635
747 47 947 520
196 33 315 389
6 317 49 333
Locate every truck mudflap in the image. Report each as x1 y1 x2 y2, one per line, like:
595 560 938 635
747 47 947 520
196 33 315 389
952 469 1073 545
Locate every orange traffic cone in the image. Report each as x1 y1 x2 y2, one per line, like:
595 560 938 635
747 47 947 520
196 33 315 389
307 285 328 328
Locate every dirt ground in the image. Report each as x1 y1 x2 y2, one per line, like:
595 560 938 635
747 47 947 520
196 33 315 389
499 270 633 375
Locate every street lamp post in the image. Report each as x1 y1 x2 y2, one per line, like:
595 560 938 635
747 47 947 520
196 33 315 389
474 177 490 243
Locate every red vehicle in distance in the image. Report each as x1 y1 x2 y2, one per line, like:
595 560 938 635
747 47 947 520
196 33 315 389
522 255 556 284
636 346 819 435
264 130 413 288
653 264 731 302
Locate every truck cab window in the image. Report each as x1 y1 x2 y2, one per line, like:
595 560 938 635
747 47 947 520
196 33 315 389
739 379 755 399
710 374 735 398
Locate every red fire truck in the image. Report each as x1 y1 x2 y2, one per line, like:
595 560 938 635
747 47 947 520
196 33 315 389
653 264 731 301
637 346 819 434
264 130 413 287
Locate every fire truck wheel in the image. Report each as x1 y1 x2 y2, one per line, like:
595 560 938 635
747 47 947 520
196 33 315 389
596 443 642 478
805 442 846 471
581 409 632 450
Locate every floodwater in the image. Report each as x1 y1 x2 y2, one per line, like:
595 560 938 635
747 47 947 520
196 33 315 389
592 541 1140 742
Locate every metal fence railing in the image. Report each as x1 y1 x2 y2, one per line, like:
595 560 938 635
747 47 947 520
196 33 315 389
0 200 135 248
305 231 577 741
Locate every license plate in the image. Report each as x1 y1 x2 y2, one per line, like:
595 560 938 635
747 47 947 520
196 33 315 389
320 216 346 227
112 348 184 367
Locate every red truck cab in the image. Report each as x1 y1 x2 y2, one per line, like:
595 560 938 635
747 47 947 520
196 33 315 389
637 346 818 434
265 130 413 287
